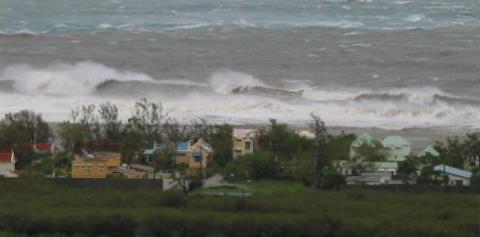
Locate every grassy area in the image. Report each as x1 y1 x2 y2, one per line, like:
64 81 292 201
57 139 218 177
0 179 477 237
195 180 304 195
241 179 305 194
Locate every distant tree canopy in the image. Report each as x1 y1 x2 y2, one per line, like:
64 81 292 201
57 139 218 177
56 99 236 169
435 131 480 168
326 132 356 161
353 141 386 162
257 119 315 161
57 99 168 162
225 115 347 189
0 110 52 168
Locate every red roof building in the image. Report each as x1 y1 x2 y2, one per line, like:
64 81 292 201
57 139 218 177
0 151 17 178
32 143 55 153
0 152 14 163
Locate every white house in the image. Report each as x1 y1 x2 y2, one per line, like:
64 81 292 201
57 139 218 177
0 151 17 178
381 136 411 162
434 164 472 186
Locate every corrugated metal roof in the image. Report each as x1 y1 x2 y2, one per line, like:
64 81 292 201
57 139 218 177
433 165 472 179
144 142 190 155
176 142 190 151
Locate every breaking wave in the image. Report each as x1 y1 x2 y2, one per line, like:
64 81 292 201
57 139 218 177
0 62 479 129
0 62 153 96
208 70 269 94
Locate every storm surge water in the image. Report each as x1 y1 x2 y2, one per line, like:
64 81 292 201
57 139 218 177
0 61 479 129
1 0 480 129
2 0 480 34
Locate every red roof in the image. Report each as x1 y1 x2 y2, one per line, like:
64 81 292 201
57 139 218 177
0 152 12 162
33 143 54 152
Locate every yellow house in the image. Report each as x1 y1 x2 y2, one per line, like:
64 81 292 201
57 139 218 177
232 128 258 159
143 138 213 173
71 152 122 179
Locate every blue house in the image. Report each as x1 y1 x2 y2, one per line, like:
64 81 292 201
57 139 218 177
143 139 213 174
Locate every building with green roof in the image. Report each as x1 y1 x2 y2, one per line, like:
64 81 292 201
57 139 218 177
349 133 377 159
381 135 411 162
417 145 440 157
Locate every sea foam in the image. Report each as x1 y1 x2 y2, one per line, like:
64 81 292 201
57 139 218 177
0 62 153 96
0 62 479 129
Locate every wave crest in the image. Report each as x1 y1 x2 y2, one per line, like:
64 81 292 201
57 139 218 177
0 62 153 96
208 70 268 94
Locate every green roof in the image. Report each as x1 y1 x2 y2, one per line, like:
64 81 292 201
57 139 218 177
419 146 440 157
381 136 410 147
351 133 376 147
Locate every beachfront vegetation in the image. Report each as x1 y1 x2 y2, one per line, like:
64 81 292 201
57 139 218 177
397 132 480 184
2 98 479 185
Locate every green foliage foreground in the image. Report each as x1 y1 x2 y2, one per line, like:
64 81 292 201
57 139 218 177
0 179 477 237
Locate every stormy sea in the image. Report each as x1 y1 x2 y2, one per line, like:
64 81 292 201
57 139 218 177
1 0 480 134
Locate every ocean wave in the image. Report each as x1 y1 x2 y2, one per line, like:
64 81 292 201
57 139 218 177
2 0 480 35
0 62 153 96
208 70 269 94
405 14 427 22
1 63 479 128
0 29 40 36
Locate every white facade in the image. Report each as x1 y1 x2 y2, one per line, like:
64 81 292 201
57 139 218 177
0 152 17 177
434 165 472 186
381 136 411 162
444 174 470 186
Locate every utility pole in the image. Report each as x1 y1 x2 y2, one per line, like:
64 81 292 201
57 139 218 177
477 184 480 237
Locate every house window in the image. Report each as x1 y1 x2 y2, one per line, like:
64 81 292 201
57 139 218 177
245 142 251 150
194 156 202 163
469 156 477 166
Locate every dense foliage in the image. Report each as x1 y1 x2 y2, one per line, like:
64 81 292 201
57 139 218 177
0 179 476 237
397 132 480 184
0 110 52 169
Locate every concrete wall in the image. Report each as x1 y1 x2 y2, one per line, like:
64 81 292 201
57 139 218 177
384 145 411 162
0 162 15 177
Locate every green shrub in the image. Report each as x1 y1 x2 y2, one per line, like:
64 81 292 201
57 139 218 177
320 170 345 190
159 191 187 207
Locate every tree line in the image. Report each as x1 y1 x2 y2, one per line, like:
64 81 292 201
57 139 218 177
1 98 479 186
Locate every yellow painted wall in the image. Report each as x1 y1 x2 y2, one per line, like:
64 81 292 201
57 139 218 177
71 152 122 179
71 160 108 179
